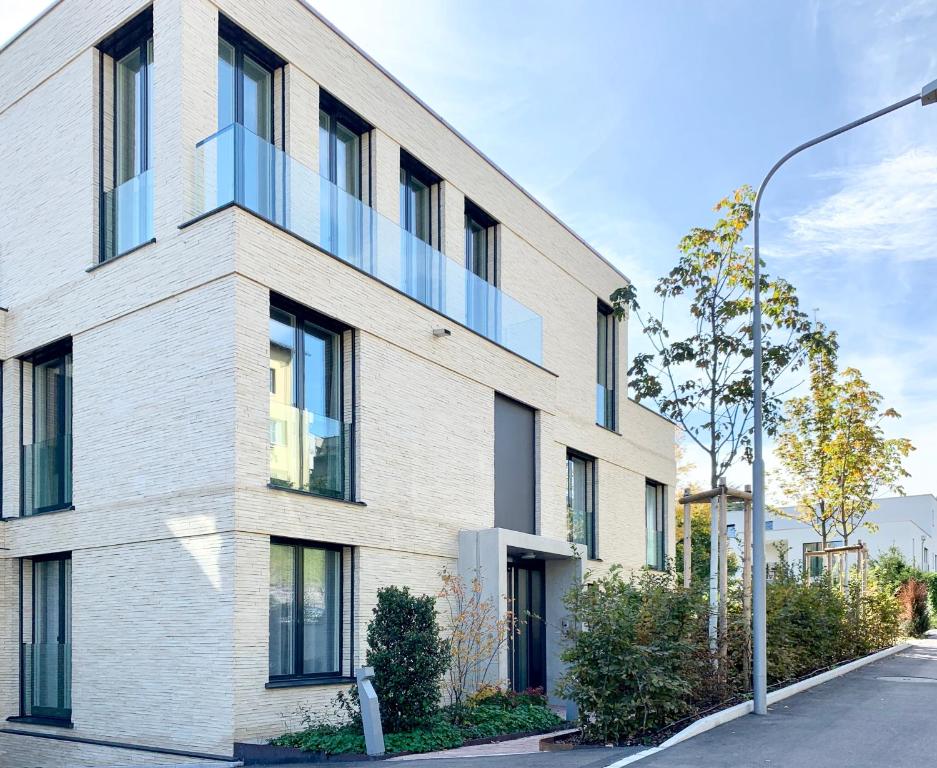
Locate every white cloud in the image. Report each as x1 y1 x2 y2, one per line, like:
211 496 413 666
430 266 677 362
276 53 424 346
783 148 937 263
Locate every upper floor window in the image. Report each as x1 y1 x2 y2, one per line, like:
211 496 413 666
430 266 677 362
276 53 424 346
98 9 154 262
23 342 73 516
464 199 497 285
400 152 443 304
269 298 351 500
645 480 666 570
567 451 596 559
218 23 275 142
596 302 616 430
400 159 434 247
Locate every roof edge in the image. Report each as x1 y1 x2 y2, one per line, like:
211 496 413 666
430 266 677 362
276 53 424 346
0 0 62 55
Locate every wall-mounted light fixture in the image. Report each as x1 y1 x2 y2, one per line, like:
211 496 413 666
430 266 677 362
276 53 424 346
432 328 451 337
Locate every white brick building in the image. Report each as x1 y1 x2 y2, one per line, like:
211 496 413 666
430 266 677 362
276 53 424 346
0 1 675 763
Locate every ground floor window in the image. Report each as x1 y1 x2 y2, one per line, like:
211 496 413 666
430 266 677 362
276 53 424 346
21 553 72 723
645 480 666 570
269 540 343 680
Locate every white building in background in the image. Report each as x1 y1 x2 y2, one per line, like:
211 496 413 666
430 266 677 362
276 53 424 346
727 494 937 576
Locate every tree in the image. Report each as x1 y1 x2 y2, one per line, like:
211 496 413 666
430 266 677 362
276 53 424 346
776 348 914 546
611 186 831 490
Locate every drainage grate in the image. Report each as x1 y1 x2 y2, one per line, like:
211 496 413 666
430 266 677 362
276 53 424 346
875 676 937 684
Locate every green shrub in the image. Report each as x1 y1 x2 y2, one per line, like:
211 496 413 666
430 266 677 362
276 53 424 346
870 546 924 595
367 586 451 732
557 566 708 744
459 702 563 739
898 578 930 637
921 572 937 617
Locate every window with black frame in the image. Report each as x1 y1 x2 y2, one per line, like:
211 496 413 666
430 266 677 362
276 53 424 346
216 18 283 220
400 152 443 308
645 479 666 569
318 92 370 265
567 451 596 559
269 299 349 500
464 199 498 336
597 302 616 430
23 343 73 517
269 540 342 680
98 9 154 262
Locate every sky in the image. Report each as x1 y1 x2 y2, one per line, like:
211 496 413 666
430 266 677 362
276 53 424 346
2 1 936 498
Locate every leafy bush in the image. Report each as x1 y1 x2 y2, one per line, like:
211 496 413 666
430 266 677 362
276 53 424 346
558 566 708 743
459 702 562 739
897 579 930 637
922 572 937 616
466 684 547 709
367 586 451 732
870 546 924 596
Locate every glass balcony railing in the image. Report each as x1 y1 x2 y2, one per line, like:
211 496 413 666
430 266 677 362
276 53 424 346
195 123 544 365
102 169 153 262
22 642 71 720
269 402 349 500
22 434 72 516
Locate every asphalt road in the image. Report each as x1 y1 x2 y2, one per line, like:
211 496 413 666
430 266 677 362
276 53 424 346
636 639 937 768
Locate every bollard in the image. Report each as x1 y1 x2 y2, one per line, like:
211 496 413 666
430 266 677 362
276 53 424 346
356 666 385 757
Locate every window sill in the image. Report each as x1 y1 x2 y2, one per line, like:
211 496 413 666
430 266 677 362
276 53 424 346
266 676 354 689
595 422 621 435
7 716 73 729
86 238 156 272
267 483 366 506
8 505 76 521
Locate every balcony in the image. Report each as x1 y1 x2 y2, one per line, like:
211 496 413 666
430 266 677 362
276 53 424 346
194 123 544 365
102 169 153 262
269 402 350 500
22 434 72 516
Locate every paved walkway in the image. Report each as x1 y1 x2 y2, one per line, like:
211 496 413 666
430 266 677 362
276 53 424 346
635 639 937 768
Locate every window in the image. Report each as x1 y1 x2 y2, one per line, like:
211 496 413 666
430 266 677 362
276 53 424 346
567 451 596 558
596 303 616 429
803 541 843 578
400 152 443 306
21 553 72 722
645 480 666 569
269 299 350 500
318 92 370 263
23 343 72 516
217 18 283 219
464 200 498 336
98 9 154 262
269 541 342 680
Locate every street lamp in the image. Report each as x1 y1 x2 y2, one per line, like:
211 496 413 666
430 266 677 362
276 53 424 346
751 78 937 716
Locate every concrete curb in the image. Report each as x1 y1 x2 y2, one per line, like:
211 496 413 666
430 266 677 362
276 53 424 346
604 642 911 767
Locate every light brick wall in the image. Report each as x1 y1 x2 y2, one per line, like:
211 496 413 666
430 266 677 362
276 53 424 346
0 0 676 760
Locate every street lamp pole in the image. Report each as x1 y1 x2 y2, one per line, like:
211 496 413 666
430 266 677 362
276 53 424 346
751 79 937 716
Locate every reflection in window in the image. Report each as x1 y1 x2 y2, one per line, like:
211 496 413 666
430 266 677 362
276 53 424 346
646 480 666 569
567 452 596 559
597 303 616 429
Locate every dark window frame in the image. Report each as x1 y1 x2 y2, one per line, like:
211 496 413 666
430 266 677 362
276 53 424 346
97 8 155 264
269 537 345 683
464 198 498 286
318 93 368 200
645 479 666 570
269 294 351 501
597 301 617 431
21 339 73 517
399 150 441 245
566 449 597 559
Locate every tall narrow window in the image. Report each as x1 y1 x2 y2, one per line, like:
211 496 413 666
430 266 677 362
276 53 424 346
269 541 342 680
464 200 498 336
645 480 666 570
319 93 370 264
24 344 73 516
567 451 596 558
597 302 616 429
269 301 348 500
217 19 282 220
99 10 154 262
400 153 442 307
22 553 72 722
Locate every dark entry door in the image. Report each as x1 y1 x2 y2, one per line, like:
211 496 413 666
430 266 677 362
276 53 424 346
507 560 546 692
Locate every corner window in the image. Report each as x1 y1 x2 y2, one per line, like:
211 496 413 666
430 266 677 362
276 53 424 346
23 343 73 516
269 299 351 500
269 541 342 679
597 302 616 430
98 9 154 262
567 451 596 559
645 480 666 570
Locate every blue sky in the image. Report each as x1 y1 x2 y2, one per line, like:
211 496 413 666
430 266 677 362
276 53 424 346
3 1 936 497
